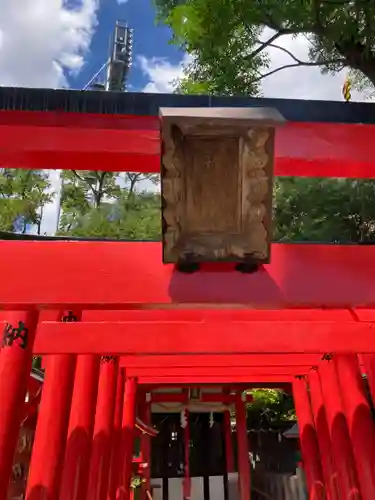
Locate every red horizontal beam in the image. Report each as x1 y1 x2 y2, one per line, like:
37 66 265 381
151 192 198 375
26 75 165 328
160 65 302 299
0 126 159 155
148 393 252 403
137 375 295 385
120 354 322 368
1 309 372 323
0 111 159 130
0 112 374 178
126 367 311 378
1 242 375 308
143 383 292 391
82 310 363 321
34 320 375 354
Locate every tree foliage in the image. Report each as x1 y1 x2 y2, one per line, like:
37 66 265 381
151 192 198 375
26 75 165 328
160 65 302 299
58 170 161 239
274 178 375 243
155 0 375 94
245 389 296 428
0 169 53 233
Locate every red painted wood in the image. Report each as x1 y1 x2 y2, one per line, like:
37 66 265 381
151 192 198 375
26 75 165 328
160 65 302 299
0 310 362 326
1 242 375 309
139 392 151 500
59 355 100 500
26 311 78 500
120 354 322 368
109 368 126 500
0 125 159 154
292 378 325 500
318 361 361 500
235 397 251 500
362 354 375 406
0 310 39 500
22 389 42 425
34 320 375 354
117 377 137 500
26 354 76 500
223 390 234 473
308 370 339 500
87 358 118 500
0 150 155 173
19 369 43 424
135 417 158 437
82 309 360 321
334 354 375 500
0 111 158 129
126 367 313 378
136 375 295 385
0 310 363 323
1 111 375 179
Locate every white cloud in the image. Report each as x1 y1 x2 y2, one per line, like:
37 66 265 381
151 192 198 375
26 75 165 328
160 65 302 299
261 29 370 101
0 0 99 88
138 54 192 93
138 30 372 101
0 0 99 236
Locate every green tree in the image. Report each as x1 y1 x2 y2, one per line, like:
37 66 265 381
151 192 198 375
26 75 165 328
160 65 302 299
58 170 161 239
155 0 375 94
245 389 296 428
350 70 375 99
274 178 375 243
0 169 53 233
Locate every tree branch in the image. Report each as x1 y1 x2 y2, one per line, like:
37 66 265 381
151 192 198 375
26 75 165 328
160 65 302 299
247 27 315 60
263 41 346 66
252 57 346 83
71 170 86 184
70 169 98 201
248 31 284 59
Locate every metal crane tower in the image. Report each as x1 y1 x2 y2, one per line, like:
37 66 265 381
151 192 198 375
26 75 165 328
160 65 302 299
84 21 134 92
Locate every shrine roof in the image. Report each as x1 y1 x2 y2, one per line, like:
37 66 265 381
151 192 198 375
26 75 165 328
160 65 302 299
0 86 374 124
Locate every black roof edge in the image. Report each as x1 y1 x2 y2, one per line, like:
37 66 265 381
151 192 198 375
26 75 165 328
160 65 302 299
0 87 374 124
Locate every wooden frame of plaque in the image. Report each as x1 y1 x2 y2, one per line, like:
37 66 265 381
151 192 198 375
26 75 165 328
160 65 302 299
160 107 285 266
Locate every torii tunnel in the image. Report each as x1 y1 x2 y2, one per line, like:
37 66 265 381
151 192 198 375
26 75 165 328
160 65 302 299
1 88 375 500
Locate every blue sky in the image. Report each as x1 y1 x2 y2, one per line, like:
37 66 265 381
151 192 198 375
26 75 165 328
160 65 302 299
69 0 183 92
0 0 370 97
63 0 372 98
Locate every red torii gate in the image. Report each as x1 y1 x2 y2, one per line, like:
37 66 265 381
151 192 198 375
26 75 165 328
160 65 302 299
1 89 375 500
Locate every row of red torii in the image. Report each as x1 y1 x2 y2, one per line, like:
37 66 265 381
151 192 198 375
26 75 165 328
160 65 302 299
2 91 375 500
1 308 375 500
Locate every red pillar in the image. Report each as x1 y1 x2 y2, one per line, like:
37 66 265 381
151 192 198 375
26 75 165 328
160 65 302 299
334 354 375 500
292 377 325 500
139 391 151 500
59 355 100 500
235 396 250 500
318 359 361 500
0 310 39 500
87 356 119 500
308 370 339 500
109 368 126 500
223 409 234 473
26 354 76 500
362 354 375 410
117 377 138 500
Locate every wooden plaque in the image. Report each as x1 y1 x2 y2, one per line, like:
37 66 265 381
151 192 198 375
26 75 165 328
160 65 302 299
160 107 285 265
